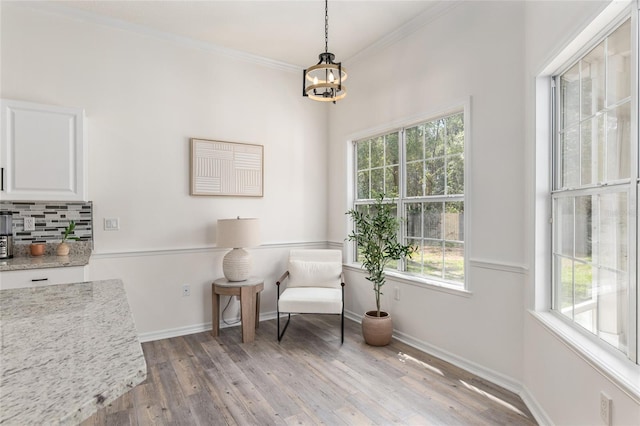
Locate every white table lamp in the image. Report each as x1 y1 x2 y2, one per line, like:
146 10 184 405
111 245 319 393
217 217 260 281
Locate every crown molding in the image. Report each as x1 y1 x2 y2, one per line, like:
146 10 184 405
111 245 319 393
345 0 463 66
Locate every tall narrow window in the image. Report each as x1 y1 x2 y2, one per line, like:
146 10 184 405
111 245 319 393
353 111 466 287
552 18 636 359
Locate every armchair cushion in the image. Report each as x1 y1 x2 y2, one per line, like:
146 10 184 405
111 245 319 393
287 260 342 289
278 287 343 314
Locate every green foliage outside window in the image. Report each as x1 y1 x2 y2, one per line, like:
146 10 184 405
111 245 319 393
354 111 465 285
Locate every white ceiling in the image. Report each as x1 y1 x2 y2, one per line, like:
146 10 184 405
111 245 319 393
39 0 453 68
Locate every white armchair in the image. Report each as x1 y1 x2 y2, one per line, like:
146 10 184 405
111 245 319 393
276 249 345 343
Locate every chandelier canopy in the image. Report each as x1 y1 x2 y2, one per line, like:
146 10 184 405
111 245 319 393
302 0 347 103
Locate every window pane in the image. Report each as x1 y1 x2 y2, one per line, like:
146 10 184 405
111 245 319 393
554 197 574 257
406 237 423 274
357 171 370 200
406 203 422 239
573 261 596 332
581 43 605 118
406 127 422 162
561 63 580 128
446 113 465 155
597 192 627 271
406 161 423 197
357 140 369 171
580 120 594 185
423 240 444 278
425 158 445 195
423 202 443 239
597 268 628 351
574 195 592 262
561 126 580 188
607 19 631 105
371 137 384 168
447 153 464 195
385 166 399 197
425 121 444 159
554 255 574 319
574 261 594 306
371 168 384 196
580 116 605 185
445 202 464 242
444 241 464 282
386 132 399 166
606 103 631 181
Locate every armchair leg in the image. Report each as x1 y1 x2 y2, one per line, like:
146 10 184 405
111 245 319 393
278 313 291 342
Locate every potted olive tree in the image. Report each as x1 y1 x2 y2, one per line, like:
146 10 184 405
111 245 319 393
346 194 414 346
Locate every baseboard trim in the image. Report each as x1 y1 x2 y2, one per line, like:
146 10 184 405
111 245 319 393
520 385 553 426
138 311 280 343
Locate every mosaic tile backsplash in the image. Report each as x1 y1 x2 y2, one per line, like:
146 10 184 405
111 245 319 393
0 201 93 245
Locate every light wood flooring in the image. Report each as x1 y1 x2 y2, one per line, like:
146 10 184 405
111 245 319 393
82 315 537 425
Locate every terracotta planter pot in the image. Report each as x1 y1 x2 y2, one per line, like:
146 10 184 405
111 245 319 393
361 310 393 346
29 243 45 257
56 242 70 256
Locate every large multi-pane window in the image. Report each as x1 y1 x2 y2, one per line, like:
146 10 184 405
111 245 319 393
354 111 466 286
552 18 637 361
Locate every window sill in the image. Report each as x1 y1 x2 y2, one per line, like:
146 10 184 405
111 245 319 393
343 263 472 298
529 310 640 402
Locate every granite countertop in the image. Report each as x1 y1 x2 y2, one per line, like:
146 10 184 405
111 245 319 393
0 242 92 272
0 279 147 425
0 254 91 272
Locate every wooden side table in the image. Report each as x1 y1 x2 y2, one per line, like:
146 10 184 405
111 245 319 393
211 277 264 343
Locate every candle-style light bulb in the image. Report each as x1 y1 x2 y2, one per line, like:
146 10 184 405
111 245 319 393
328 70 335 83
313 76 318 85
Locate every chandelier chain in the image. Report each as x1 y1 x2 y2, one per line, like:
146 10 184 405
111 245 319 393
324 0 329 53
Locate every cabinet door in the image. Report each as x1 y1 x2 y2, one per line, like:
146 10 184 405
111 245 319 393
0 99 87 201
0 266 86 290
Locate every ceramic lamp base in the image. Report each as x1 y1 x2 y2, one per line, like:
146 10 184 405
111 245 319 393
222 248 251 281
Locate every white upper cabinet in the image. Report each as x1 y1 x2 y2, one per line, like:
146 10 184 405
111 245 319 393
0 99 87 201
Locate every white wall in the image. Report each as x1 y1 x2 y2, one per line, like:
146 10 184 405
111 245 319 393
0 3 329 335
330 0 527 388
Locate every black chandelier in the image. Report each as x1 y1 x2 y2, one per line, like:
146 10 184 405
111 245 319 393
302 0 347 103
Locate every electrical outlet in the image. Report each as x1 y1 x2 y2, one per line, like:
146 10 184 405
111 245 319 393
24 217 35 231
394 286 400 301
182 284 191 297
600 392 612 426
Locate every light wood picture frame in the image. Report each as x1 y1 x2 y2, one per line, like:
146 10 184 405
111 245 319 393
190 138 264 197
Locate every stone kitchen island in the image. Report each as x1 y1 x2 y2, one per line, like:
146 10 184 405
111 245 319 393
0 279 146 425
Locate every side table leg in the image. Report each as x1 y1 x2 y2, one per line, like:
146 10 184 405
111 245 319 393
255 291 261 329
240 285 256 343
211 287 220 337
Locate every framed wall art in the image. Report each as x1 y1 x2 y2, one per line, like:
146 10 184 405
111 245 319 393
190 138 263 197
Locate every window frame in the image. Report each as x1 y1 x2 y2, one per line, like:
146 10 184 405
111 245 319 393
549 9 638 364
349 101 470 292
532 0 640 398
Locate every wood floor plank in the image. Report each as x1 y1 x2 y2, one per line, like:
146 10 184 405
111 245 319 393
83 315 537 426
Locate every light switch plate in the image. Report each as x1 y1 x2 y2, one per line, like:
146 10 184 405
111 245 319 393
103 217 120 231
24 217 36 231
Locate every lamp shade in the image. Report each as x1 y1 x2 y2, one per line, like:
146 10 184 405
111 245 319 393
217 218 260 248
